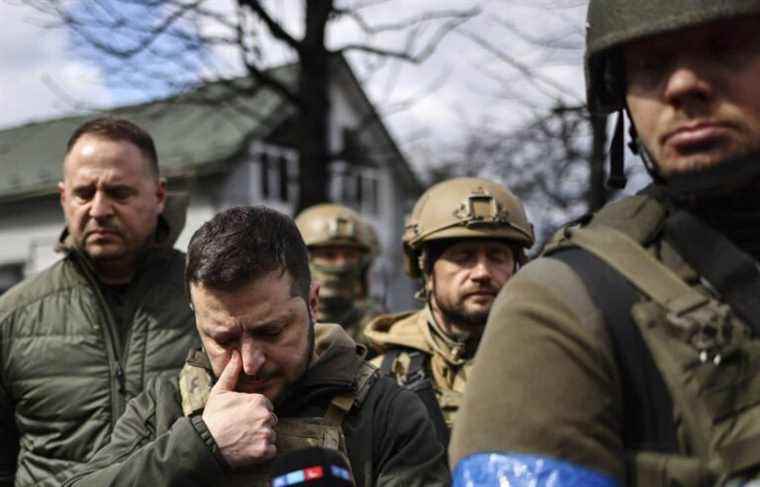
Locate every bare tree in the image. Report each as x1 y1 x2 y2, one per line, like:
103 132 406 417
425 1 635 244
22 0 478 212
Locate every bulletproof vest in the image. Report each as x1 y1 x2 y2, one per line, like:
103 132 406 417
379 348 452 448
178 351 378 486
544 193 760 486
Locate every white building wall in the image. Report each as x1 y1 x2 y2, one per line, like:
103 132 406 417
174 190 218 253
0 197 65 277
327 79 418 311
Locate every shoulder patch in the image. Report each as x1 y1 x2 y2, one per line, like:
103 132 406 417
179 362 214 416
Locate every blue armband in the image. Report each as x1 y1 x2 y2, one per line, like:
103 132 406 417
453 452 618 487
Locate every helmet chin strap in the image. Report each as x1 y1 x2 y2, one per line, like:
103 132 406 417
607 111 629 189
625 110 666 185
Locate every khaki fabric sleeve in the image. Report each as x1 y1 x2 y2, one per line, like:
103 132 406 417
449 257 625 479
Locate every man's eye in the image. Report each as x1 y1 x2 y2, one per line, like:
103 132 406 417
108 188 132 200
73 188 95 201
451 252 472 262
258 328 282 338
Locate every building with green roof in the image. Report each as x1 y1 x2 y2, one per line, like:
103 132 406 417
0 58 422 310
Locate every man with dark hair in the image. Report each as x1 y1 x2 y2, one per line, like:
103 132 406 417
63 206 449 487
0 117 198 487
65 117 160 178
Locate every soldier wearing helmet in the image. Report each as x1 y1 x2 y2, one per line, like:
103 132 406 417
295 203 383 353
451 1 760 485
365 177 534 446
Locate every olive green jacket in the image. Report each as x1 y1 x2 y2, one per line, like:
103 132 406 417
449 192 760 484
0 213 198 487
62 324 449 487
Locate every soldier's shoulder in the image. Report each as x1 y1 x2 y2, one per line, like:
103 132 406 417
492 256 605 335
366 310 419 333
589 192 667 239
365 310 430 361
365 308 424 340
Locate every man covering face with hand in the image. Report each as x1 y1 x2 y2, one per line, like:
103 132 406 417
63 206 449 487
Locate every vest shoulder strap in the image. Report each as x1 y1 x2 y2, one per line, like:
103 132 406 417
550 246 678 453
377 348 450 447
323 361 379 426
545 204 682 453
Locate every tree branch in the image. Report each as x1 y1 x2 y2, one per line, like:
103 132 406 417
338 7 479 35
336 11 474 63
458 29 583 104
237 0 302 53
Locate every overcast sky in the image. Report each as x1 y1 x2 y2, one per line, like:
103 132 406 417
0 0 589 167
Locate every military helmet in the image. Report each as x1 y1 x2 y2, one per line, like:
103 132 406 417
295 203 375 254
585 0 760 114
403 177 534 278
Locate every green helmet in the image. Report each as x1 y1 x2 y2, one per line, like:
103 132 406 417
294 203 375 255
294 203 377 306
403 177 534 278
585 0 760 114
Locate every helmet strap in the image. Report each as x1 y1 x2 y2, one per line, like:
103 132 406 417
606 110 628 189
625 109 666 184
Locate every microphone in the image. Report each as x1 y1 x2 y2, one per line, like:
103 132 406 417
270 447 356 487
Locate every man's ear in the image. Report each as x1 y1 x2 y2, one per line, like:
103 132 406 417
154 178 167 215
58 181 66 207
308 281 320 320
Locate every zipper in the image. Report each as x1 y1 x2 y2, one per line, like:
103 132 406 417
72 252 128 421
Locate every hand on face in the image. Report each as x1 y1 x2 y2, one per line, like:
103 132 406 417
202 350 278 468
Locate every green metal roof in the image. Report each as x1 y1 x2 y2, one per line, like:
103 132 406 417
0 68 295 203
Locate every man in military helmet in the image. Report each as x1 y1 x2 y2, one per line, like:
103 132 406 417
295 204 384 355
450 2 760 485
365 177 534 446
63 206 449 487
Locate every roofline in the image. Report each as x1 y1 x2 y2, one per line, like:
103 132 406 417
330 55 423 196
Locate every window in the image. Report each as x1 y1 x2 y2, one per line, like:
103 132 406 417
330 162 380 216
249 143 298 204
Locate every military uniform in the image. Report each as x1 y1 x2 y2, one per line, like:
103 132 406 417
451 188 760 485
295 204 384 354
450 2 760 485
62 324 449 487
317 298 385 356
370 178 534 446
366 307 474 431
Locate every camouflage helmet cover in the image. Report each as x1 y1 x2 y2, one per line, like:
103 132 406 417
403 177 534 278
294 203 377 256
585 0 760 114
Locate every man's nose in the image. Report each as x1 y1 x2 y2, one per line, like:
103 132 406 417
89 191 114 219
240 336 266 377
470 255 494 281
663 58 715 110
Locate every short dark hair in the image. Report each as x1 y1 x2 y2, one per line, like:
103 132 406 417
66 117 159 178
186 206 311 300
